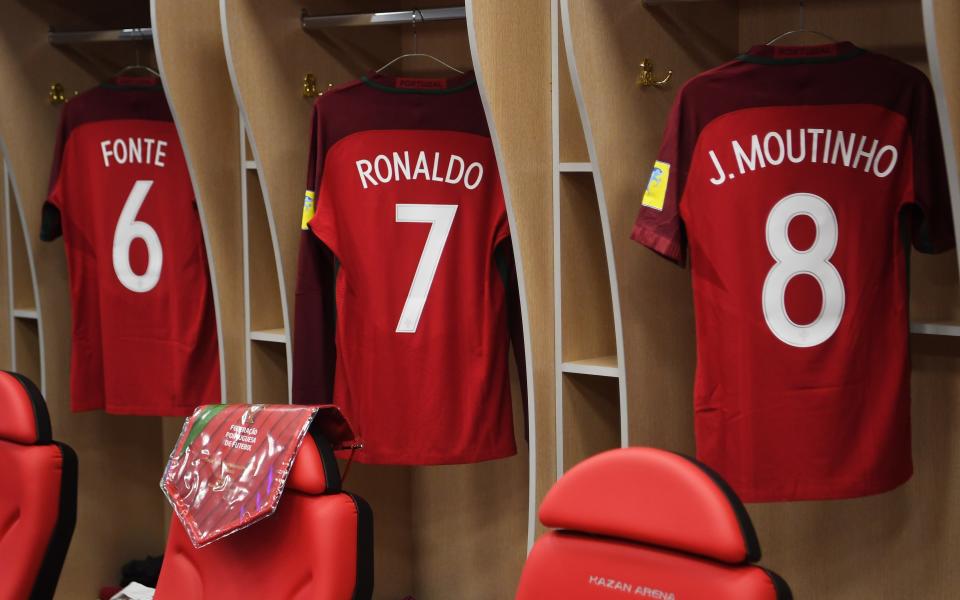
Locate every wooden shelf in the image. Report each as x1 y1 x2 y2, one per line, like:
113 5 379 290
248 337 288 404
244 160 257 170
249 328 287 343
12 308 37 320
562 372 620 472
561 355 619 377
559 171 617 363
558 20 590 163
244 169 284 332
910 320 960 337
12 316 40 389
559 161 593 173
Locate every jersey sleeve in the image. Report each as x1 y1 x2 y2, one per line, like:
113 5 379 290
494 237 528 440
293 101 337 405
908 75 954 253
41 106 70 241
630 91 690 263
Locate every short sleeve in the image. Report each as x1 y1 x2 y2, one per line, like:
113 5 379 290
630 92 689 263
908 75 954 254
40 107 70 241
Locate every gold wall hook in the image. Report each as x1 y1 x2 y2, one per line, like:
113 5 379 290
49 82 66 105
302 73 319 98
636 58 672 88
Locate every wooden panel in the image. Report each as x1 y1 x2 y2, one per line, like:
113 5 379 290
562 372 619 471
924 0 960 306
412 361 529 600
931 0 960 189
558 24 588 163
559 171 615 362
0 162 11 370
13 316 41 383
740 0 927 68
248 339 288 404
0 3 168 597
468 0 553 553
152 0 245 405
245 170 283 332
565 0 734 454
9 187 36 311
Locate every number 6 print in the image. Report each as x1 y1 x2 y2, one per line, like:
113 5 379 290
762 192 845 347
113 179 163 293
395 203 458 333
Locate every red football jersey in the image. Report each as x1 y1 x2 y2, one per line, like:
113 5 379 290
632 43 953 502
294 73 524 465
43 77 220 416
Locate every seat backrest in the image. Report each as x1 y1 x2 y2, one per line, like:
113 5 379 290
516 447 791 600
155 424 373 600
0 371 78 600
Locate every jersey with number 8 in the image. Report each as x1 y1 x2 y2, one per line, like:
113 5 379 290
43 79 220 416
631 43 954 502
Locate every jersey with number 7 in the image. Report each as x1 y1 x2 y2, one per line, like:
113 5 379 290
294 73 524 465
631 43 954 502
42 78 220 415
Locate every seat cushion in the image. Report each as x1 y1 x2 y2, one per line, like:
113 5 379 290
0 439 78 600
516 531 789 600
539 448 759 564
156 490 373 600
0 371 51 445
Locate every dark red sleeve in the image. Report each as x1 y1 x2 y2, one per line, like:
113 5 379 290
495 238 528 440
630 91 690 264
908 75 954 253
40 106 70 241
292 102 337 405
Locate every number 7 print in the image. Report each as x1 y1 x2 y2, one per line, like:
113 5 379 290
395 203 458 333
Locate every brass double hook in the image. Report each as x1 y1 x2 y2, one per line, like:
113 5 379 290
636 58 672 88
302 73 334 99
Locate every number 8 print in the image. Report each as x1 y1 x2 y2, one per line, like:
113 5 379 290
762 192 845 348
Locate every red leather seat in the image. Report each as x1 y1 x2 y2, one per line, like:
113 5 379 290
155 424 373 600
0 371 78 600
516 447 792 600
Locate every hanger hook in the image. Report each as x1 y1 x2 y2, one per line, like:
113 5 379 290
636 58 672 88
412 9 419 55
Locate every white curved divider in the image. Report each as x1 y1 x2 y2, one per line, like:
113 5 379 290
466 0 541 553
150 0 229 404
559 0 629 456
922 0 960 283
0 147 45 394
219 0 294 401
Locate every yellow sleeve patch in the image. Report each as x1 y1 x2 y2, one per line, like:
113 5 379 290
641 161 670 211
301 190 316 230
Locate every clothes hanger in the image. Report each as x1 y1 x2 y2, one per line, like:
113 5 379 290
113 46 161 79
374 9 464 75
766 0 838 45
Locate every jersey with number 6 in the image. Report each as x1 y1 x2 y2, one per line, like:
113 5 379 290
42 78 220 415
631 43 954 502
294 73 523 465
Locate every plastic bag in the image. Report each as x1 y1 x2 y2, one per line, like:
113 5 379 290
161 404 319 548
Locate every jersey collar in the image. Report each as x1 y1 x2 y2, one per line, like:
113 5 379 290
359 71 477 95
738 41 864 65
